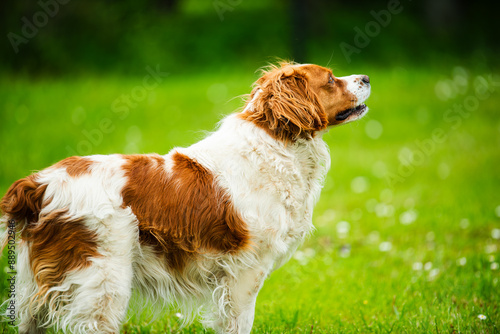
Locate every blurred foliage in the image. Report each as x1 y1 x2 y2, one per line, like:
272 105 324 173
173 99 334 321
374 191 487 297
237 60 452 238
1 0 498 75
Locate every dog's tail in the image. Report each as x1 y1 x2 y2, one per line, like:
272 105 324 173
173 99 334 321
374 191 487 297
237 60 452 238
0 174 47 251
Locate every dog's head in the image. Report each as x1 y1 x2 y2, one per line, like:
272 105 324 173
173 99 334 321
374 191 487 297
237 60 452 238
241 62 371 142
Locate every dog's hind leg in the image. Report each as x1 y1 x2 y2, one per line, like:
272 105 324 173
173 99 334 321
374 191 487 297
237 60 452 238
18 209 138 334
53 211 137 334
55 255 134 333
17 241 47 334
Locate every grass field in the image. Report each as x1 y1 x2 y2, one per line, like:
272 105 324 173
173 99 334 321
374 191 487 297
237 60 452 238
0 63 499 333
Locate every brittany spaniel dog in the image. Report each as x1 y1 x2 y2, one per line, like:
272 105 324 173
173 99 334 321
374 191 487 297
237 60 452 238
1 62 370 334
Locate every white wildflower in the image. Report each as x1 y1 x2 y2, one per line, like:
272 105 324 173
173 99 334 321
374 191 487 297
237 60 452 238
351 176 369 193
424 262 433 271
428 268 440 281
336 221 350 238
491 228 500 240
399 209 418 225
379 241 392 252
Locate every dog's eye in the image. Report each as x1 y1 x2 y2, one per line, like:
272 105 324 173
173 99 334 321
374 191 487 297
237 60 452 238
328 75 334 84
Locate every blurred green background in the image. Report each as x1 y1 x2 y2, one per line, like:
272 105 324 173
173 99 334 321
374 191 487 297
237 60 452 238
1 0 499 333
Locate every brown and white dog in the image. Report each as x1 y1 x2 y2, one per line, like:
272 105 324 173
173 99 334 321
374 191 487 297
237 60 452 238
0 62 370 334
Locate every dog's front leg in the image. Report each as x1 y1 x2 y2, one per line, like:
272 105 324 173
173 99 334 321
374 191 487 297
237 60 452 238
208 260 273 334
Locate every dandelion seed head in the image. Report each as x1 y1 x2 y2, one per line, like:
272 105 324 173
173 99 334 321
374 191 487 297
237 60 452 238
485 244 497 254
400 209 418 225
457 257 467 266
336 221 351 238
294 250 307 265
351 176 369 193
424 262 433 271
375 203 394 218
304 248 316 258
294 248 316 265
492 228 500 240
367 231 380 244
365 119 383 139
428 268 440 281
379 241 392 252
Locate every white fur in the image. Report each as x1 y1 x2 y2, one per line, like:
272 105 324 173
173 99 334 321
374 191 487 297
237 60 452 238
340 74 371 123
8 112 331 334
342 74 371 104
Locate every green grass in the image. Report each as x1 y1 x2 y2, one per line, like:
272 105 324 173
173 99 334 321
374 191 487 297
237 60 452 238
0 64 499 333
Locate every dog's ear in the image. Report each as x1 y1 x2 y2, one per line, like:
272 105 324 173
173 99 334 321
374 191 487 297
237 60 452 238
249 65 328 142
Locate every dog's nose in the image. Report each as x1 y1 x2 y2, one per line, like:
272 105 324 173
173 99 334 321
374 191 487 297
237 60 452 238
361 75 370 85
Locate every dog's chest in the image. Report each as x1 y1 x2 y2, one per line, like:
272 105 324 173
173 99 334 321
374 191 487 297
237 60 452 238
239 139 328 250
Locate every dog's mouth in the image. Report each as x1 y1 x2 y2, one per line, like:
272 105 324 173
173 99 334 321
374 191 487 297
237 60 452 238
335 104 368 121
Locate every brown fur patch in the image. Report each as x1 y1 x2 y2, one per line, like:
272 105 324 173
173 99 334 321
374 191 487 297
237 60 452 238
0 174 47 228
54 156 93 177
240 62 328 143
24 209 101 301
121 153 250 271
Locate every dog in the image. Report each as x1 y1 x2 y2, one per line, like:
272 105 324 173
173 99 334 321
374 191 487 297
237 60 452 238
0 62 370 334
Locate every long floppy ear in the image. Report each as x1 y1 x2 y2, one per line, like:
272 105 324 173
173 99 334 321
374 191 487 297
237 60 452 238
244 65 328 142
